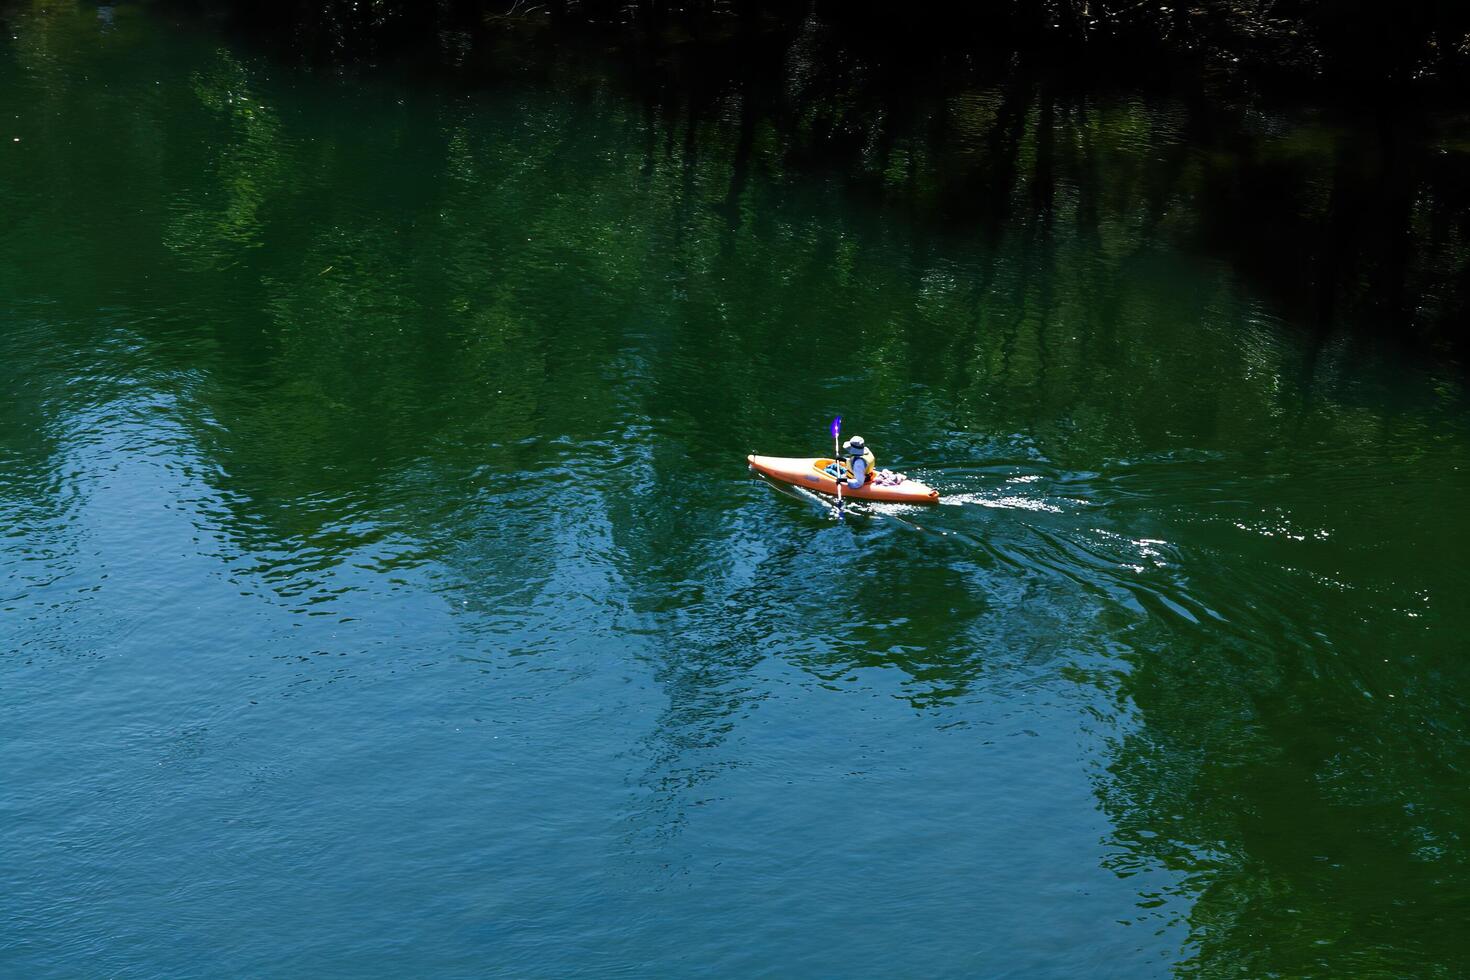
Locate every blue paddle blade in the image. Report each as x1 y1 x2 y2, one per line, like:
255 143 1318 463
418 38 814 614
831 416 841 438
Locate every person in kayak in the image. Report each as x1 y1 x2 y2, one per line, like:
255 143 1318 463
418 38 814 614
823 435 908 488
840 435 876 488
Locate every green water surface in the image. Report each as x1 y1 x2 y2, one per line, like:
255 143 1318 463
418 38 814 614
3 4 1470 977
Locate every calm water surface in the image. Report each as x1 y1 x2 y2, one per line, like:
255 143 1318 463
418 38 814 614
3 4 1470 977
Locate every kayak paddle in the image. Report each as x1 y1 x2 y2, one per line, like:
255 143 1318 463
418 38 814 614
831 415 844 520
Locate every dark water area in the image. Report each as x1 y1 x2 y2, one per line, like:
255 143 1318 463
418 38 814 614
194 0 1470 362
3 2 1470 977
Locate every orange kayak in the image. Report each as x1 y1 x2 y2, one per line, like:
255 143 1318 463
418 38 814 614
747 455 940 504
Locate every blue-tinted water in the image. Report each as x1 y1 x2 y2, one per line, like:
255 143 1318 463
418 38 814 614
4 3 1470 976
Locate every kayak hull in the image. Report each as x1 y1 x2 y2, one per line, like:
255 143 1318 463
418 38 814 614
747 455 940 504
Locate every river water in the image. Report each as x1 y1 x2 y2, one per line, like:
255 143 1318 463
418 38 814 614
3 4 1470 977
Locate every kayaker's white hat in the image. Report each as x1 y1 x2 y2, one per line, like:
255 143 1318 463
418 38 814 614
843 435 866 454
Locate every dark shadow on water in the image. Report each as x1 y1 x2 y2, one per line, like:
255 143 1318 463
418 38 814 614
149 0 1470 362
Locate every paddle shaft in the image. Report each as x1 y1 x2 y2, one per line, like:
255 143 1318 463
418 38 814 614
834 428 843 514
